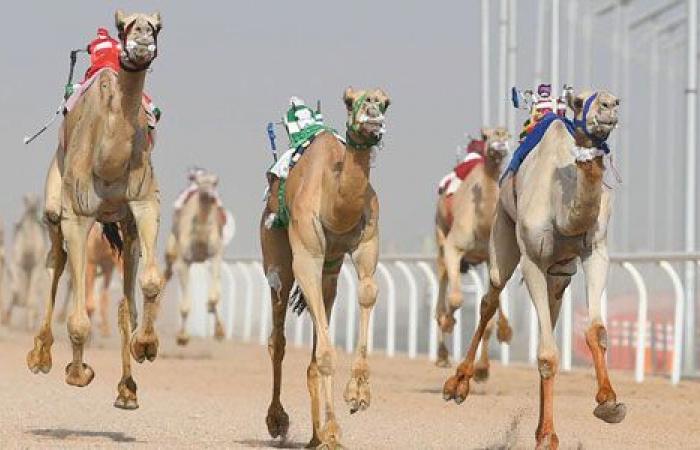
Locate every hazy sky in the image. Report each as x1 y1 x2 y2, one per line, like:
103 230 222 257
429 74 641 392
0 0 695 256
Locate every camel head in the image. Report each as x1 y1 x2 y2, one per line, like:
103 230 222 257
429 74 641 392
193 171 219 205
568 89 619 143
343 87 391 149
115 10 162 72
481 127 510 165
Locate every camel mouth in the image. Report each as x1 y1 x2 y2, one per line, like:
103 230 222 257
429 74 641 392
121 41 157 69
359 115 386 140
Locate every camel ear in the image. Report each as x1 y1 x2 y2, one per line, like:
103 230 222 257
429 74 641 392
115 9 127 31
343 87 357 110
149 12 162 32
480 127 493 140
377 88 391 110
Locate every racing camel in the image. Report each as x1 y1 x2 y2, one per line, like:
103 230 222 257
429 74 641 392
26 10 164 410
2 195 46 329
261 87 390 448
164 170 232 346
434 128 512 371
443 89 626 449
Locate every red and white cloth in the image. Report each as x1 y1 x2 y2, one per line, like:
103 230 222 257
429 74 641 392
84 28 121 82
438 153 484 195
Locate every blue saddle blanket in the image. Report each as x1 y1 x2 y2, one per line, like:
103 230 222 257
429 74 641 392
501 113 576 184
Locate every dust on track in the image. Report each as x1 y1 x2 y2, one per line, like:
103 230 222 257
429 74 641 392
1 326 698 449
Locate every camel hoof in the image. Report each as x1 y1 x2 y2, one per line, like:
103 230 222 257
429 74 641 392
317 421 343 450
266 403 289 439
27 337 53 374
593 400 627 424
214 322 225 341
130 331 159 363
114 377 139 410
176 333 190 347
473 363 489 383
306 436 321 448
65 362 95 387
344 376 370 414
443 374 469 404
496 320 513 344
536 432 559 450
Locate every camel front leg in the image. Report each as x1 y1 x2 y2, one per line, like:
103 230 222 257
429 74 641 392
435 227 451 367
115 221 139 409
440 235 464 334
85 258 97 319
163 231 177 283
344 237 378 414
27 219 66 374
62 215 95 387
129 199 162 363
289 226 341 448
473 316 495 382
208 250 225 340
444 205 519 404
176 260 192 346
582 243 626 424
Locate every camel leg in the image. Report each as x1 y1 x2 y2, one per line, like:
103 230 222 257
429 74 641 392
25 266 39 331
473 316 495 383
163 232 177 283
288 228 341 448
262 222 293 441
85 259 97 319
98 265 113 337
62 215 95 387
306 330 322 448
176 261 192 346
115 219 139 409
27 219 66 374
56 278 71 323
496 300 513 343
208 250 225 340
444 205 520 403
128 200 162 363
435 227 451 367
440 234 464 334
582 243 626 424
344 237 377 414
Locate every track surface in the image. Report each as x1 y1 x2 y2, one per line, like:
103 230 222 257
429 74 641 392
1 327 698 449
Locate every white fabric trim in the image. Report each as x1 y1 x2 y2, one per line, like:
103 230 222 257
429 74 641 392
570 146 606 162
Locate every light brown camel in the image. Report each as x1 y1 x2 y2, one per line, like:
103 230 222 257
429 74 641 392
26 10 163 410
57 223 122 337
443 89 626 449
164 170 228 345
261 87 389 449
434 128 513 371
2 195 46 329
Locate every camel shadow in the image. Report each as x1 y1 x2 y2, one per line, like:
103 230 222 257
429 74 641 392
29 428 140 443
235 438 306 448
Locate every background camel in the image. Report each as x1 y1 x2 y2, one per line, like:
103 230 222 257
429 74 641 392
57 223 122 337
434 127 512 372
2 195 46 329
261 87 389 449
26 10 163 411
443 89 626 449
164 170 233 345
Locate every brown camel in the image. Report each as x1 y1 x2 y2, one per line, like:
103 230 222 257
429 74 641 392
434 128 513 372
443 89 626 449
164 170 229 346
57 223 122 337
26 10 164 410
2 194 46 329
261 87 389 448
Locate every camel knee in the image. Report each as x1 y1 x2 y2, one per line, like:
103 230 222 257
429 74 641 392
447 289 463 311
139 267 162 300
67 313 90 344
267 332 286 362
307 361 320 388
358 278 377 308
537 352 559 379
586 323 608 351
316 345 337 376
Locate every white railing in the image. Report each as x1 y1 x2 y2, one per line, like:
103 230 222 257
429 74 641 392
183 253 700 385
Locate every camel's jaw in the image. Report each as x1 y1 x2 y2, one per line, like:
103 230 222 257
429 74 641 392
486 140 509 162
590 117 617 140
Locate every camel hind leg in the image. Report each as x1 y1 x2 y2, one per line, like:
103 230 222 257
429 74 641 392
434 226 450 367
208 250 225 340
114 218 139 409
176 261 191 346
444 205 519 403
27 218 66 374
261 218 293 441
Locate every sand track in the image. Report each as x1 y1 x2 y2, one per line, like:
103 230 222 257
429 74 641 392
1 327 698 449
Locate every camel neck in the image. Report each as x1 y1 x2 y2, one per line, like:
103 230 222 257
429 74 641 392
560 157 604 236
116 69 146 121
329 145 372 233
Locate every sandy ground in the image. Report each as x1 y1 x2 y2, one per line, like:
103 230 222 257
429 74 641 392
1 325 699 450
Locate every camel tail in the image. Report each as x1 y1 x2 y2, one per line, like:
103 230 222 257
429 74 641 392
102 222 124 255
288 283 307 315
